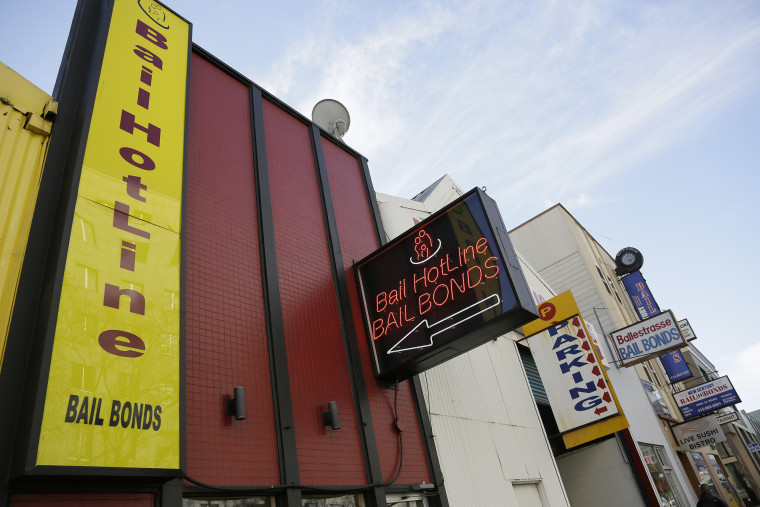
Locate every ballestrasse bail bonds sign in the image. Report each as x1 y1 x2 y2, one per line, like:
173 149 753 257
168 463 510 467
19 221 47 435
355 188 537 381
35 0 189 470
610 310 685 367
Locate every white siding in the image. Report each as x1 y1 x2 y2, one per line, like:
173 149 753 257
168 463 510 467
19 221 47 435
420 339 568 506
379 180 569 507
556 436 644 506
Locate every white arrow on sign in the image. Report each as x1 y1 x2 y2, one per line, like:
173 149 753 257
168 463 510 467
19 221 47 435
387 294 501 354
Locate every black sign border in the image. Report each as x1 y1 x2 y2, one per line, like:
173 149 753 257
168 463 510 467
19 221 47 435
354 188 538 381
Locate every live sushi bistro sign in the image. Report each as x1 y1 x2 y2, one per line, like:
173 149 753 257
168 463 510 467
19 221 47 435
672 415 726 451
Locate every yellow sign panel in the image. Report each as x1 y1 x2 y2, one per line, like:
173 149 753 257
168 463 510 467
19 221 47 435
522 291 629 449
36 0 188 469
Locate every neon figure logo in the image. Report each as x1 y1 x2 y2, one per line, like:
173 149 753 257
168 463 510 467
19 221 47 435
410 229 441 265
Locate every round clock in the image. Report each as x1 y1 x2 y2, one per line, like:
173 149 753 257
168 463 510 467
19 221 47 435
615 247 643 275
621 251 637 266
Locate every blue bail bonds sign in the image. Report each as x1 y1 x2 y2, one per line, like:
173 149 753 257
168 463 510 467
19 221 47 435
673 376 741 420
610 310 685 367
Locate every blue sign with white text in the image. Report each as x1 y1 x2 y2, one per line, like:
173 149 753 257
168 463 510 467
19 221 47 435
674 377 741 419
660 349 692 383
621 271 660 320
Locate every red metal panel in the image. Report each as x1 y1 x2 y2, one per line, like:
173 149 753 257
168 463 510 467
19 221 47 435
185 53 278 485
321 137 432 484
10 494 153 507
263 100 366 485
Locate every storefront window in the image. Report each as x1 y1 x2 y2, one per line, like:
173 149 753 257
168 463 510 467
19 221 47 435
385 498 427 507
706 454 741 506
716 441 734 460
183 499 273 507
690 452 715 490
302 495 364 507
639 443 681 506
640 380 671 418
725 462 760 505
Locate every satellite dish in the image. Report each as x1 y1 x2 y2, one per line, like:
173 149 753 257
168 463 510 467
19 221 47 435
312 99 350 139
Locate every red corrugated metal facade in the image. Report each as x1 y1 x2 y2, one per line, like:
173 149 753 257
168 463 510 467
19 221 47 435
185 54 279 485
263 98 366 485
321 138 432 484
179 50 437 495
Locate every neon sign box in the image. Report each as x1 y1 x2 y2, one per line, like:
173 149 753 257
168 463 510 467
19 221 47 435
356 188 537 380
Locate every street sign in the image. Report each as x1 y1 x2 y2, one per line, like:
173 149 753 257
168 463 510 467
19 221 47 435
678 319 697 341
716 412 739 425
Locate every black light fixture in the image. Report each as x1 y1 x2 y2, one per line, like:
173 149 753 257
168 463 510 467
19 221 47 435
614 247 643 276
321 401 340 430
226 386 246 420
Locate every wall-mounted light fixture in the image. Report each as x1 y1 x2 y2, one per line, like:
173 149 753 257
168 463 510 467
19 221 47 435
321 401 340 430
226 386 246 420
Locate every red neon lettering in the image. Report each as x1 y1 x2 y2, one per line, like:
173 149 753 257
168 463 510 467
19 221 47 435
466 265 483 288
484 256 499 278
385 311 399 333
475 237 488 254
450 273 466 296
418 292 431 315
376 292 387 312
413 271 426 293
373 319 384 339
426 266 439 285
461 244 476 263
432 283 449 307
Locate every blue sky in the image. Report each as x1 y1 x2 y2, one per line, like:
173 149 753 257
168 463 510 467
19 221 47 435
3 0 759 412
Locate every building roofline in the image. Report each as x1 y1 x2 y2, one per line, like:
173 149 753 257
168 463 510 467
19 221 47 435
509 203 618 261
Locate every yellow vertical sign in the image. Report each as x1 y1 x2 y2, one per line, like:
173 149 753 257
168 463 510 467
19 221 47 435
36 0 188 469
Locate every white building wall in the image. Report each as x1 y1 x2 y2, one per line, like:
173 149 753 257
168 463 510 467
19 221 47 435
377 180 569 507
557 436 643 507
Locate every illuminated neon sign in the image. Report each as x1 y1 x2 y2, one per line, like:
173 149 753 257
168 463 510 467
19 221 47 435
356 188 537 380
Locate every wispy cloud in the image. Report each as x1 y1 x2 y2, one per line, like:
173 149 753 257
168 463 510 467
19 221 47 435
255 0 760 225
